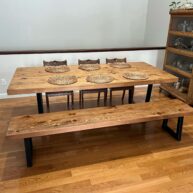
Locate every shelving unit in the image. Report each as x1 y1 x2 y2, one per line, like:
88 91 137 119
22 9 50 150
161 9 193 105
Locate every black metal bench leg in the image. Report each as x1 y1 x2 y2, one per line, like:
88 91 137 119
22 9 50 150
162 117 184 141
145 84 153 102
36 93 44 114
24 138 33 167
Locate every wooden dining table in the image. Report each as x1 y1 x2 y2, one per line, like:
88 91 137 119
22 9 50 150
7 62 178 113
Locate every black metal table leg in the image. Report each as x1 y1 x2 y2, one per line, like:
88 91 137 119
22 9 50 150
145 84 153 102
24 138 33 167
128 87 134 104
162 117 184 141
36 93 44 114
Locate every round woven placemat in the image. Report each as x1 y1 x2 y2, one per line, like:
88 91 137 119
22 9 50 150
110 63 131 69
87 74 114 84
123 72 149 80
79 64 100 71
45 65 70 73
48 75 77 85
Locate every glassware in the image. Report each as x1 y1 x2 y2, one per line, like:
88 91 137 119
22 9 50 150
174 38 188 49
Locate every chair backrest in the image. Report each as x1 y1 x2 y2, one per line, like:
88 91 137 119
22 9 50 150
43 60 67 66
106 58 127 64
78 59 100 65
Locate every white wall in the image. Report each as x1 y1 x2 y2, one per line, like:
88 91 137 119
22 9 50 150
1 0 179 98
0 0 149 50
0 50 165 98
145 0 193 46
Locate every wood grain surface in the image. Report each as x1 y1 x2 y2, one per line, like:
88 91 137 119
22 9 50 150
2 87 193 193
7 99 193 139
7 62 178 95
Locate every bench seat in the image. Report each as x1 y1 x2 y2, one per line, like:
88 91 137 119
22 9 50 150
7 99 193 167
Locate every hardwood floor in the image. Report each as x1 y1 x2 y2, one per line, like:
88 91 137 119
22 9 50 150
1 87 193 193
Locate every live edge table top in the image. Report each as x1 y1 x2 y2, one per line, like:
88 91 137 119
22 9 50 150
7 62 178 95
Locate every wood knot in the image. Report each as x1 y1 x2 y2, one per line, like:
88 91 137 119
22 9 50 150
23 115 31 118
69 113 76 116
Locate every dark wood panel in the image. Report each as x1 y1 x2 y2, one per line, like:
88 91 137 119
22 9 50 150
0 47 166 55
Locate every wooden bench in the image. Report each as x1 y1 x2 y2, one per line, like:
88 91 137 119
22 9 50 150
7 99 193 167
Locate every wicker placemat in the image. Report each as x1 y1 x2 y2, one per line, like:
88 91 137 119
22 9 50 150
123 72 149 80
110 63 131 69
45 65 70 73
79 64 100 71
87 74 114 84
48 75 77 85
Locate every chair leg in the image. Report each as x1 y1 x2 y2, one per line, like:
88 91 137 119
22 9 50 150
97 92 100 106
79 91 82 109
45 94 50 112
162 117 184 141
104 90 108 106
71 92 74 109
81 92 84 109
67 95 70 110
110 89 113 106
128 87 134 104
122 90 126 104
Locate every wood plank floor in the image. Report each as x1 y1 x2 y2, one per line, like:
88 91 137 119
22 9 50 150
1 87 193 193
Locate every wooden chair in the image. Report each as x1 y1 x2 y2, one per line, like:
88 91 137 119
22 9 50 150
106 58 134 105
78 59 108 108
43 60 74 112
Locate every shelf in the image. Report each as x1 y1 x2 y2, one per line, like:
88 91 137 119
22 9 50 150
164 10 193 105
169 31 193 38
165 65 192 79
167 47 193 58
160 84 187 102
170 9 193 15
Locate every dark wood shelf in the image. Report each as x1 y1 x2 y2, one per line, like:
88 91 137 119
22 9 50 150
164 10 193 105
160 84 187 102
170 9 193 15
167 47 193 58
165 65 192 79
169 31 193 38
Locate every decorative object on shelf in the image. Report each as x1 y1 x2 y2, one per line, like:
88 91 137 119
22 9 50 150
48 75 77 85
86 74 114 84
178 78 189 93
189 63 193 71
174 38 188 49
179 20 189 32
169 1 182 10
171 59 192 73
174 81 181 89
123 72 149 80
181 0 193 9
109 62 131 69
187 21 193 32
45 65 70 73
79 64 100 71
190 40 193 51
